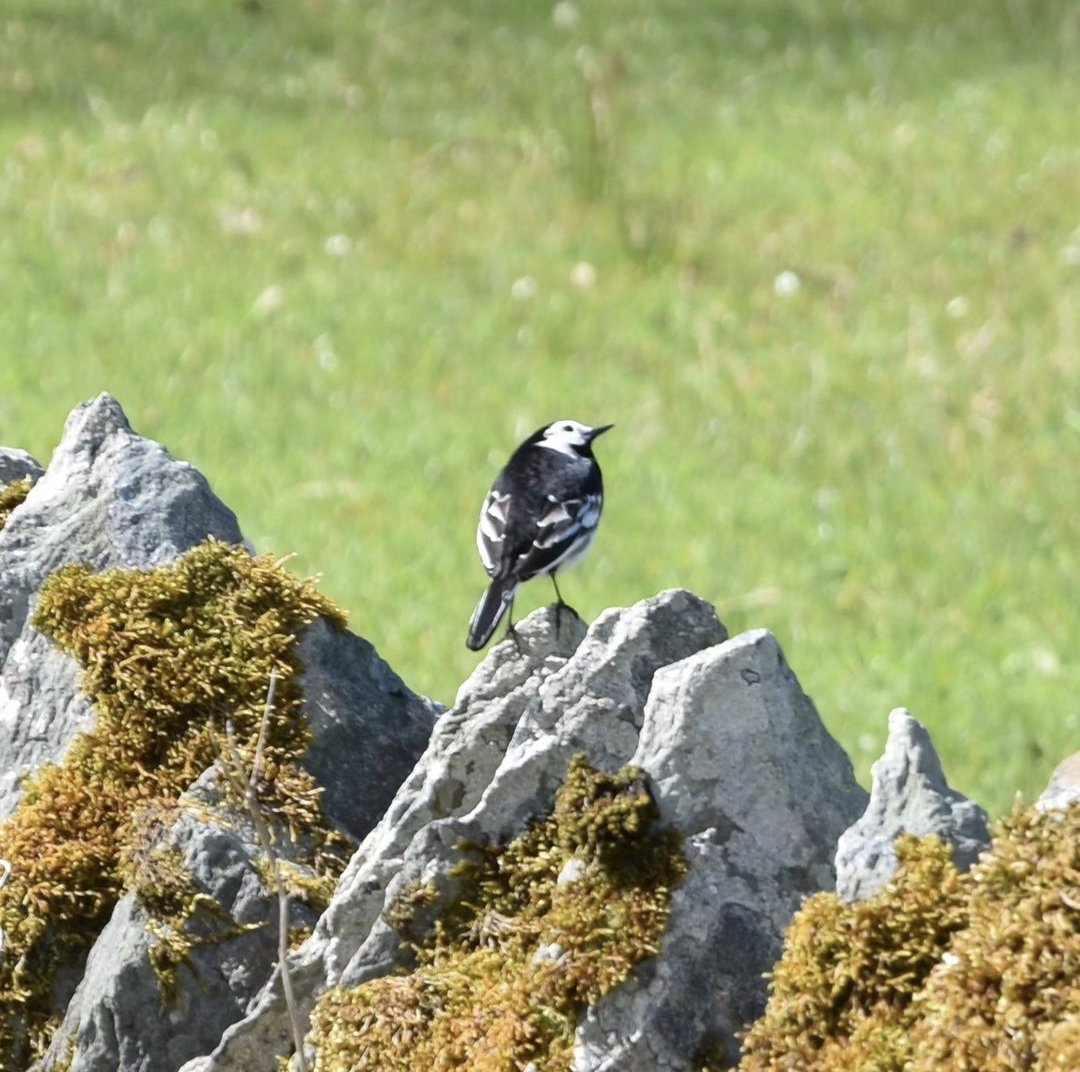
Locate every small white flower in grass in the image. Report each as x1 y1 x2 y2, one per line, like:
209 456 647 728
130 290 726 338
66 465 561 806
1031 646 1060 677
946 296 969 319
218 206 263 237
773 270 800 297
553 2 580 29
511 275 538 302
569 260 597 289
252 284 285 318
325 233 351 257
814 486 838 512
1061 243 1080 267
315 335 338 371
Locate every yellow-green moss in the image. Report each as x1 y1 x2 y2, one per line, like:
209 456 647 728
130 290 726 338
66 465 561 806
737 834 967 1072
0 538 348 1066
309 754 687 1072
909 802 1080 1072
0 477 32 531
737 803 1080 1072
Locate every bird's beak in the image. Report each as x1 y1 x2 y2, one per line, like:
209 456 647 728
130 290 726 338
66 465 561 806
588 423 614 441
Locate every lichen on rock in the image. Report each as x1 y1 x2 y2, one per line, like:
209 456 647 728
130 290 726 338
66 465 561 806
308 754 687 1072
0 538 348 1066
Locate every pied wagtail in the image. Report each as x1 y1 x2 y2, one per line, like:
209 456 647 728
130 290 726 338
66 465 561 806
466 419 613 651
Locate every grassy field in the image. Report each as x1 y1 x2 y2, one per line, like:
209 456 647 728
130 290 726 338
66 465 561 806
1 0 1077 814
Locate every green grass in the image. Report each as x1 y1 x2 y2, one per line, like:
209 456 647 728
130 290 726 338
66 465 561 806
1 0 1078 814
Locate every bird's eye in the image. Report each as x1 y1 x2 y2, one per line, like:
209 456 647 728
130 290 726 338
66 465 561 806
563 423 573 432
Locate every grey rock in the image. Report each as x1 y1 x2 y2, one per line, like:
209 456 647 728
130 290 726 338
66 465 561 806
834 707 990 903
0 393 243 662
180 603 597 1072
0 394 244 819
572 627 868 1070
0 631 96 821
182 591 729 1071
187 594 865 1072
296 617 443 842
1037 751 1080 811
334 588 728 995
0 447 44 487
34 769 323 1072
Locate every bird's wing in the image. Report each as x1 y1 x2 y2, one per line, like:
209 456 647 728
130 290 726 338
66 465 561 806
476 489 512 575
516 491 602 578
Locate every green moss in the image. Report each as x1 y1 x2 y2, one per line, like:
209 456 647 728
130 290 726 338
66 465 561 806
737 803 1080 1072
0 538 348 1066
738 835 967 1072
0 477 32 531
909 802 1080 1072
309 754 687 1072
380 879 440 949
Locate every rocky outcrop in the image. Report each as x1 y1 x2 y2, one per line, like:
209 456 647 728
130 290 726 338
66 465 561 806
834 707 990 903
27 615 440 1072
0 394 244 819
8 395 1067 1072
184 598 869 1072
0 397 439 1072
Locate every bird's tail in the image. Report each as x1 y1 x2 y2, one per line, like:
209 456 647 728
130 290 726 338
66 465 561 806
467 577 518 651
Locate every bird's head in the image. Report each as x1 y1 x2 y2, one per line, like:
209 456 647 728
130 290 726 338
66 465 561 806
534 419 613 458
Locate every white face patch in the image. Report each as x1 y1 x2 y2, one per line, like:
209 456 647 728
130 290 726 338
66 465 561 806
537 419 591 456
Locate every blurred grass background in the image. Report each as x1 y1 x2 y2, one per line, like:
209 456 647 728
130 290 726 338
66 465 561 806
1 0 1078 813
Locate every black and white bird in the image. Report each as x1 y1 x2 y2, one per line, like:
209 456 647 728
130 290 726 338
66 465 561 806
466 419 613 651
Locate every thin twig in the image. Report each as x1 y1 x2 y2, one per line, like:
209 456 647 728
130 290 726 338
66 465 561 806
0 858 10 956
224 671 309 1072
249 671 276 798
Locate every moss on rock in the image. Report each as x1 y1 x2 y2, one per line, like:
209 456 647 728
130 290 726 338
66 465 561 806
909 803 1080 1072
0 477 32 531
0 539 347 1066
736 803 1080 1072
309 754 687 1072
737 834 967 1072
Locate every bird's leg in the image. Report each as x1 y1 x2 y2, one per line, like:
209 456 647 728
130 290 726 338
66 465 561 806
503 597 525 654
550 573 572 633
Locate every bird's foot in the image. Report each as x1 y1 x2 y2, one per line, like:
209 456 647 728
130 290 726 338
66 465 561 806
504 620 525 655
553 599 579 635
